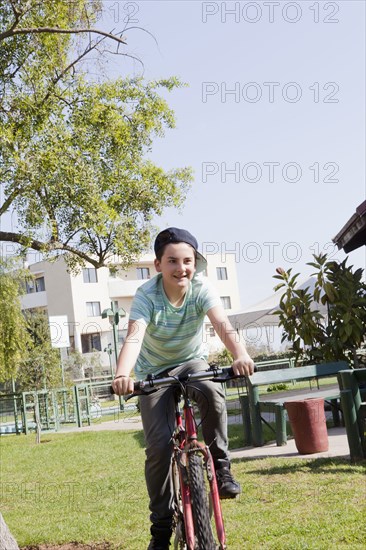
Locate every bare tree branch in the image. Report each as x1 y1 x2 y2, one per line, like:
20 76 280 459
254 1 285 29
0 186 24 216
0 231 105 268
123 26 159 48
63 228 84 247
85 229 100 257
0 26 127 45
8 0 21 29
41 35 106 104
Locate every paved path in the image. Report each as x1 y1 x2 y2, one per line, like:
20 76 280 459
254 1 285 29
230 426 349 460
63 415 350 460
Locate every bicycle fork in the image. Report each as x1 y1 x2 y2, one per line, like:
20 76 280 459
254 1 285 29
176 452 195 549
205 449 226 549
175 401 227 549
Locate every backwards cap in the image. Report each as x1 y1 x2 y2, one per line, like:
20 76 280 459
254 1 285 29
154 227 207 273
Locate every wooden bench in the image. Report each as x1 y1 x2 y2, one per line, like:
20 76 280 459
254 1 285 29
337 368 366 463
225 358 292 391
255 358 294 371
241 361 350 447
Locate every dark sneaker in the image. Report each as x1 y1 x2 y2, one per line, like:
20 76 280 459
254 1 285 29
147 524 172 549
147 538 170 550
216 467 241 499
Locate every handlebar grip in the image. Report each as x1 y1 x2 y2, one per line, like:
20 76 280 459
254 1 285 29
216 364 257 379
110 380 147 400
224 366 258 377
110 379 142 396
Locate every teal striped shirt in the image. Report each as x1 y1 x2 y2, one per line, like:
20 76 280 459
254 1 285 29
129 274 221 379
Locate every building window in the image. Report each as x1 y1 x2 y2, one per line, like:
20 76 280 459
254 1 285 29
25 277 46 293
25 280 34 294
35 277 45 292
86 301 101 317
137 267 150 280
216 267 228 280
83 268 98 283
220 296 232 310
81 333 101 353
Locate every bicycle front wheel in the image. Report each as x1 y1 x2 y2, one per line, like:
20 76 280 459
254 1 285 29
187 452 216 550
172 457 186 550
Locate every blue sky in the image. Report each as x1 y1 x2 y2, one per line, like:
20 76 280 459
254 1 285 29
100 0 365 308
2 1 364 313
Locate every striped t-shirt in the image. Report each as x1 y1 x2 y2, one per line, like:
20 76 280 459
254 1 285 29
129 274 221 379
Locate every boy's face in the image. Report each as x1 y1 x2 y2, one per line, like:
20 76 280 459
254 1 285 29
154 242 196 292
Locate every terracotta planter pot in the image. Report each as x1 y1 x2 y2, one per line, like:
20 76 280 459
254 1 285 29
285 398 329 454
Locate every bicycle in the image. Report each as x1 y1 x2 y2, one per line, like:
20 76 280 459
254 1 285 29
122 365 245 550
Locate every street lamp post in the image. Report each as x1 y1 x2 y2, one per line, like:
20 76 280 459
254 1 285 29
101 302 126 375
102 303 126 412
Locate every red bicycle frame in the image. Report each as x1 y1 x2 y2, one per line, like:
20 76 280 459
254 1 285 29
173 392 226 549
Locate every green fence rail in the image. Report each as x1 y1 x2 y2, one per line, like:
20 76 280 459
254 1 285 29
0 377 131 435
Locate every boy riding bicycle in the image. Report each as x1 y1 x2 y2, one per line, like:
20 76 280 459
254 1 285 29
112 228 254 550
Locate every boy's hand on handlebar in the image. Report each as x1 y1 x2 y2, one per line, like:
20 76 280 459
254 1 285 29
112 375 135 396
231 353 255 377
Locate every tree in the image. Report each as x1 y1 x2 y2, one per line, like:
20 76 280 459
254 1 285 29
0 259 30 382
274 254 366 365
0 261 63 386
210 341 270 366
0 1 192 270
63 349 104 381
16 311 62 391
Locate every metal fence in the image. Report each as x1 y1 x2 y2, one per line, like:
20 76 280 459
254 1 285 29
0 377 138 435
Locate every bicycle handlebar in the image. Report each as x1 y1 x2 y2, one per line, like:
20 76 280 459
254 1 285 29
111 365 256 399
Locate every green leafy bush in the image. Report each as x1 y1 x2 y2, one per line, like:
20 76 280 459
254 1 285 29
274 254 366 366
266 383 289 392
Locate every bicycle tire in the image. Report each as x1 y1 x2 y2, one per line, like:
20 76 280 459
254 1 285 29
187 452 216 550
172 458 187 550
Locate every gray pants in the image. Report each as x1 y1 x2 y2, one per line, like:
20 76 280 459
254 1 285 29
139 359 229 526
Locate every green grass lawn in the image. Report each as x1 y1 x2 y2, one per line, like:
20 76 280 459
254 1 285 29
1 429 365 550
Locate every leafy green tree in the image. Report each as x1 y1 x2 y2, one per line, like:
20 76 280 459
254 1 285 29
16 311 62 391
0 1 192 270
210 341 269 366
63 349 104 381
0 259 30 382
63 350 86 381
0 260 63 387
274 254 366 365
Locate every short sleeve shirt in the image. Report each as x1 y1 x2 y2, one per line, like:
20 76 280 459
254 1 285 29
129 274 221 379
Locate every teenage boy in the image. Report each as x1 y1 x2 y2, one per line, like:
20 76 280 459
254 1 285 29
112 227 254 550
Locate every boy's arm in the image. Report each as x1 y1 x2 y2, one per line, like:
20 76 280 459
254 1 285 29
112 319 146 395
207 305 255 376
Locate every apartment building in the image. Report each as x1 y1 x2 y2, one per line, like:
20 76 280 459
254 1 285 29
20 253 241 371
